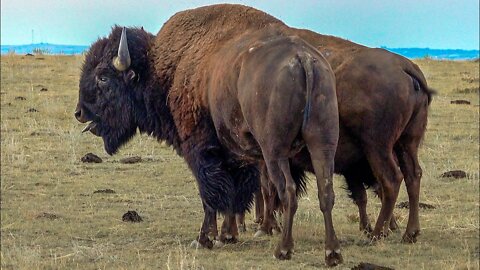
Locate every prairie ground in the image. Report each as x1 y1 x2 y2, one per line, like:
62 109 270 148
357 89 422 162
1 55 478 269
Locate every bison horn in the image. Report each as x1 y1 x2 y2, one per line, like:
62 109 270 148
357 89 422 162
113 27 131 71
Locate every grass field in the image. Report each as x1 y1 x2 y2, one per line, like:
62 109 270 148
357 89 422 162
1 55 478 269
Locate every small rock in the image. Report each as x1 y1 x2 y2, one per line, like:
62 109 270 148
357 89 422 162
441 170 467 179
26 108 39 113
419 203 436 209
36 212 60 220
396 201 409 209
81 153 103 163
122 211 143 222
40 87 48 92
351 262 394 270
450 100 471 105
396 201 436 210
93 189 116 194
120 156 142 164
15 96 26 100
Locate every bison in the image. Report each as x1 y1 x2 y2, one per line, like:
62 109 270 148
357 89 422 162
75 5 342 266
225 6 434 243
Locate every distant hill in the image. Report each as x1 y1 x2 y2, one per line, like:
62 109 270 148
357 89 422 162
1 43 479 60
1 43 88 55
384 47 479 60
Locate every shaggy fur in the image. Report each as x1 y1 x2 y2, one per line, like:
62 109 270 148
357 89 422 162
76 6 286 216
188 5 434 242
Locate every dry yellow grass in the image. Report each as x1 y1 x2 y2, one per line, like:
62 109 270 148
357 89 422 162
1 55 478 269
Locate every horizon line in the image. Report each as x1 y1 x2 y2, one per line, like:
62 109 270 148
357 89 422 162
1 43 479 51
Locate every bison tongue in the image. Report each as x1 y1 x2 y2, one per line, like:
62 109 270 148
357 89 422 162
82 122 97 133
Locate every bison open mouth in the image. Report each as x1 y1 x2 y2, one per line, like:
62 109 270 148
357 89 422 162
82 121 99 136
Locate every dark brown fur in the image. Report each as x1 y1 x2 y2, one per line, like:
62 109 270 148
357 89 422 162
197 5 433 243
292 31 433 242
205 26 341 264
75 4 342 265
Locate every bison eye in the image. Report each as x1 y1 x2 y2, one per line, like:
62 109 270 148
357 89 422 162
98 76 109 83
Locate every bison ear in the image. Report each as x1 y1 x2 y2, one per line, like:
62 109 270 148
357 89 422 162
125 69 136 83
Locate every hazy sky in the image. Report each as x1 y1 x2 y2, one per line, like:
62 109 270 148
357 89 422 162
1 0 479 49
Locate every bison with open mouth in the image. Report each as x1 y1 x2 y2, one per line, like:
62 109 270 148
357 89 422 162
75 5 342 266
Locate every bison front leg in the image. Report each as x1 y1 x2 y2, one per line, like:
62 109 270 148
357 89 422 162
255 164 281 237
191 202 216 249
219 214 239 243
235 213 246 233
254 190 264 224
396 140 423 243
374 184 399 232
344 172 373 234
184 146 236 249
365 147 404 240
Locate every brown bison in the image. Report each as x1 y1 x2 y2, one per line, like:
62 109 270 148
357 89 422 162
231 8 434 243
74 5 342 266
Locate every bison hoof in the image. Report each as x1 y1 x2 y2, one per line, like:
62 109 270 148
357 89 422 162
213 239 225 248
254 230 267 238
190 238 213 249
390 220 399 231
274 247 293 260
360 224 373 235
369 230 389 241
272 227 281 235
325 249 343 267
402 230 420 243
254 217 263 224
219 233 238 244
190 240 206 249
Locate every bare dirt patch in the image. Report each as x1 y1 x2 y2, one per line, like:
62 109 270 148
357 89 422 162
81 153 103 163
122 211 143 222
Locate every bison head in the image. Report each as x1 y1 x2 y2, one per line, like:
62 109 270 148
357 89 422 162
75 26 152 155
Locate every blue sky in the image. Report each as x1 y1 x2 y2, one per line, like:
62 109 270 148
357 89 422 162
1 0 479 49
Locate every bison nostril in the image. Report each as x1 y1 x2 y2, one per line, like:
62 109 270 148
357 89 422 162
75 110 84 122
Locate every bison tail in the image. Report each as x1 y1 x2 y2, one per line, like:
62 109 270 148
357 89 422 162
297 52 315 131
403 65 436 105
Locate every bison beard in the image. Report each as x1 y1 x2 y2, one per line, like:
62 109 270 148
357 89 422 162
183 132 259 213
76 4 343 264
